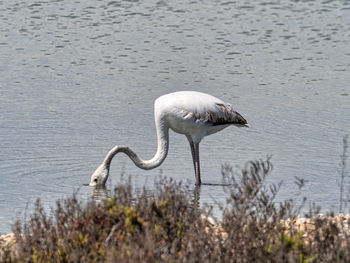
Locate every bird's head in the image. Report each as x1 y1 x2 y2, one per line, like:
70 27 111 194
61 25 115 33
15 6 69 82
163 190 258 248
89 164 109 186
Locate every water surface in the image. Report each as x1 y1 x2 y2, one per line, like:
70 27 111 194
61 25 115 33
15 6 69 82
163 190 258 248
1 0 350 234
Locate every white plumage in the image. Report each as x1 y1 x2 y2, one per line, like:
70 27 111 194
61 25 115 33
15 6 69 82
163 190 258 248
90 91 248 186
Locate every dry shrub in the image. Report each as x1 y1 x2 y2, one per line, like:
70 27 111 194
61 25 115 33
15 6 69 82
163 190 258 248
2 154 350 262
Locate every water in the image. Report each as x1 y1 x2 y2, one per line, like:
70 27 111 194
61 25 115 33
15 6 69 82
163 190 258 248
1 0 350 234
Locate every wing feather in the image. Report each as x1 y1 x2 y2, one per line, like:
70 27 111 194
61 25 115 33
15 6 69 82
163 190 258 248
177 103 247 126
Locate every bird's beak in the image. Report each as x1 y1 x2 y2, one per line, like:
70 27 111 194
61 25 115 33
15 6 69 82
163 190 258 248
244 123 250 128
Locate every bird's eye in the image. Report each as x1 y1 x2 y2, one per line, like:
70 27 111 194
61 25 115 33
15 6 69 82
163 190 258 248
94 178 98 183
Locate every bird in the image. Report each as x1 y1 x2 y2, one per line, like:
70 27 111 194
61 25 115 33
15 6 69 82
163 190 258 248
89 91 248 186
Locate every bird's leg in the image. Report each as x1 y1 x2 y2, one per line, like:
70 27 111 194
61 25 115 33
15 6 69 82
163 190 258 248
187 136 197 173
189 141 196 171
194 143 201 185
187 137 201 185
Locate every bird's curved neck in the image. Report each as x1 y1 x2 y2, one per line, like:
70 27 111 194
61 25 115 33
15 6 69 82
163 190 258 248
103 119 169 170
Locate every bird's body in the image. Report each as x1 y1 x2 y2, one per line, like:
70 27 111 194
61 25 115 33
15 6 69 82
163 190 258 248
156 91 244 143
90 91 248 186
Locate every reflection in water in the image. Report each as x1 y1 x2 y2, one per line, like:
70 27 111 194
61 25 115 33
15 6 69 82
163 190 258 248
191 185 201 214
90 185 110 205
90 182 203 216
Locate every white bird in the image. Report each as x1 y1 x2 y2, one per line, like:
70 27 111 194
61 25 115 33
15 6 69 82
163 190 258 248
90 91 248 186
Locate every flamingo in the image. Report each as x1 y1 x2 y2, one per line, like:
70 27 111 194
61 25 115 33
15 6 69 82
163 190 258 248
90 91 248 186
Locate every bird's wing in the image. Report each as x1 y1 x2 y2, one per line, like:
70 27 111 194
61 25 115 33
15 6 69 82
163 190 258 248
177 103 247 126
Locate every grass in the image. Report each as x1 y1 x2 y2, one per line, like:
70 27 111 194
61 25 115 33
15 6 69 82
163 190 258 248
0 136 349 262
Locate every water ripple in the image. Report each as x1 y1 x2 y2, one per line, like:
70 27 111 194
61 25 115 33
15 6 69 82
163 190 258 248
0 0 350 234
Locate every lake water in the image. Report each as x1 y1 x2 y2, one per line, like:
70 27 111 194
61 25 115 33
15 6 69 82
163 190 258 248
1 0 349 234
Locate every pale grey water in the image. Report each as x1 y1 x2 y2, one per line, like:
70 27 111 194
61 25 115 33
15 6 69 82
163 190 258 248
1 0 350 234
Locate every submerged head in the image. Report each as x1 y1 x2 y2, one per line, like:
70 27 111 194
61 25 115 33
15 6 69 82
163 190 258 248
89 164 109 186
